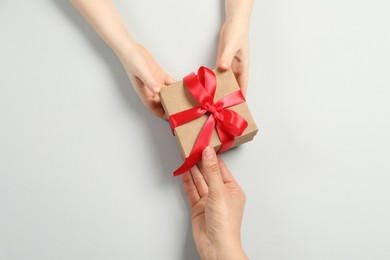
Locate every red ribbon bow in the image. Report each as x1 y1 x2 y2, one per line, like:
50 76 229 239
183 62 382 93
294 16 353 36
169 67 248 176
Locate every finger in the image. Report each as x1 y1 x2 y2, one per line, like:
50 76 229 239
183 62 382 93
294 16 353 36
146 99 166 119
190 164 208 198
240 83 247 97
201 147 224 192
137 72 161 94
236 70 248 97
181 171 200 207
154 99 168 120
150 106 166 119
200 156 237 184
162 113 168 120
196 161 207 185
217 156 236 184
217 45 236 70
240 47 250 96
165 74 176 85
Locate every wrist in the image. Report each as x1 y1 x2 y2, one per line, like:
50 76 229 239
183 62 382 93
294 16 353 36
113 37 138 61
217 248 247 260
200 242 247 260
224 0 253 32
216 242 247 260
225 14 250 26
224 17 250 34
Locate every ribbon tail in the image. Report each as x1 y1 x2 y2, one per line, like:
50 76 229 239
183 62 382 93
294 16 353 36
216 123 235 153
173 116 216 176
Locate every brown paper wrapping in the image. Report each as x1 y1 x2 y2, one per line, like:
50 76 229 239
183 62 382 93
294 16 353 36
159 68 258 158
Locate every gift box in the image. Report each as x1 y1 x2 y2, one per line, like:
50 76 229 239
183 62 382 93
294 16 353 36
159 67 258 175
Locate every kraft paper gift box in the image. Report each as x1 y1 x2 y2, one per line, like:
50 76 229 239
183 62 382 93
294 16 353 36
159 67 258 174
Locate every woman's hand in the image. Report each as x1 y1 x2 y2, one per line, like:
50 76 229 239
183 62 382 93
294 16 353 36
217 0 253 96
118 44 175 118
181 147 247 260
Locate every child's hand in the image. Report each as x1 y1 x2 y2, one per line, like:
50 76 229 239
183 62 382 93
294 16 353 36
119 44 175 118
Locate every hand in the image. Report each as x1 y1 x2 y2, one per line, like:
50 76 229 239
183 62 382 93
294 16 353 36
118 44 175 118
181 147 247 260
217 20 250 96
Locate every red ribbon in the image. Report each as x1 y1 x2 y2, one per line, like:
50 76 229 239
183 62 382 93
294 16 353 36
169 67 248 176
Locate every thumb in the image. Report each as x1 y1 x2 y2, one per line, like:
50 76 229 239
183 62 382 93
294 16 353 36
137 71 161 94
201 146 224 191
165 74 176 85
217 45 236 71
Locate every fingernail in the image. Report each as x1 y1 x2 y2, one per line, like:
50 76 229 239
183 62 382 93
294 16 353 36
204 146 215 160
221 63 228 70
153 86 161 93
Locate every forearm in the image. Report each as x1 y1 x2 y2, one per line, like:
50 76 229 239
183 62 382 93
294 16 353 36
224 0 253 27
70 0 135 57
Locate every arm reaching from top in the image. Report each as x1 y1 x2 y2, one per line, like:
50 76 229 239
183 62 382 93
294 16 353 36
70 0 175 118
217 0 253 96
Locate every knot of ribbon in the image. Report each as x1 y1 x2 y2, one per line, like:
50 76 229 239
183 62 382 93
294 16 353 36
169 67 248 176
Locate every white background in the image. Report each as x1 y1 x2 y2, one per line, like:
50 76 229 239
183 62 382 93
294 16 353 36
1 0 389 259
